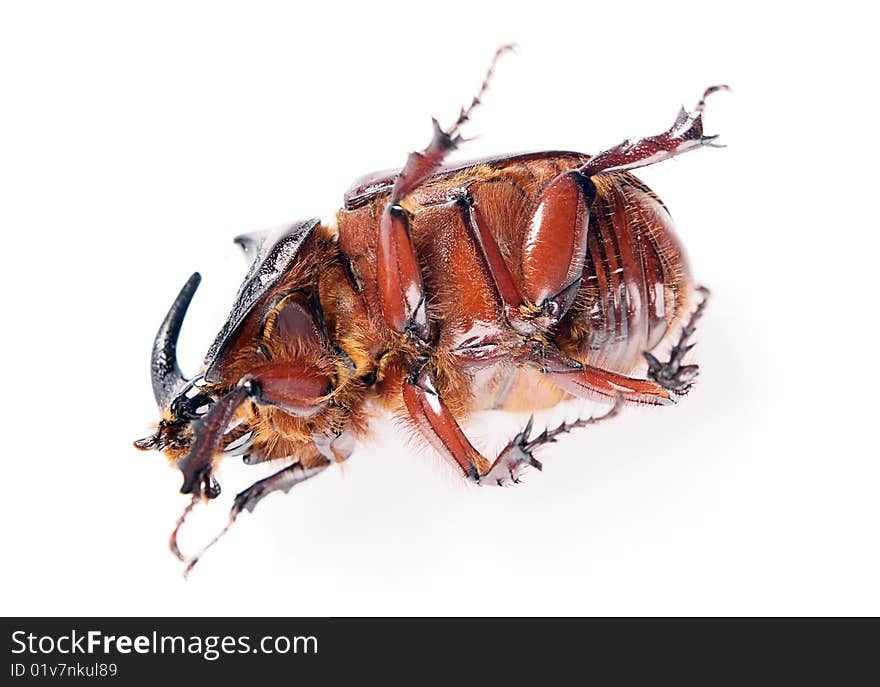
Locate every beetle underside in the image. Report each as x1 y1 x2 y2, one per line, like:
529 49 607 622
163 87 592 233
135 46 725 574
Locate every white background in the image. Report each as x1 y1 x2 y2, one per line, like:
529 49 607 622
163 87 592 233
1 1 876 616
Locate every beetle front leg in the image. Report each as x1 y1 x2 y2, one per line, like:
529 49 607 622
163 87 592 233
172 438 328 563
177 383 251 498
181 453 331 576
177 362 333 499
170 360 337 572
581 85 729 175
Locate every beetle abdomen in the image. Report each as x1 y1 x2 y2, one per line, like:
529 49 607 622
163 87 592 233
558 173 692 375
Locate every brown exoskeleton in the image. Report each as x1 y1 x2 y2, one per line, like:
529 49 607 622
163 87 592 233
135 46 726 573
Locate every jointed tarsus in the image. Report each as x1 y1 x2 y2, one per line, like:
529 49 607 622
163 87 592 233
446 43 517 143
582 85 730 175
478 396 624 486
523 394 625 457
169 495 199 562
388 45 516 206
643 286 711 395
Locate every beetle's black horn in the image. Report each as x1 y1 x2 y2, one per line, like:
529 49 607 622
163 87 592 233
151 272 201 409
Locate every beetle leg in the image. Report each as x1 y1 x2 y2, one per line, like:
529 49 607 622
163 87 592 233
377 205 429 337
177 363 333 498
536 285 710 404
402 369 536 483
643 286 710 394
377 45 514 338
535 348 676 405
182 454 332 576
402 366 621 486
388 45 514 205
177 383 251 499
312 426 357 464
168 495 199 561
403 368 491 479
478 396 624 486
520 171 595 321
581 85 729 176
457 190 525 311
545 365 675 405
170 359 339 569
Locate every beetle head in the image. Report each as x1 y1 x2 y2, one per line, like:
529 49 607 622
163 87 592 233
135 219 342 490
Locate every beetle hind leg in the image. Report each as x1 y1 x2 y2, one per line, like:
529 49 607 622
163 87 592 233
478 396 623 486
582 85 729 175
643 286 710 395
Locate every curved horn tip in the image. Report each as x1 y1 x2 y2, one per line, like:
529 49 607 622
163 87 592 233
150 272 202 409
